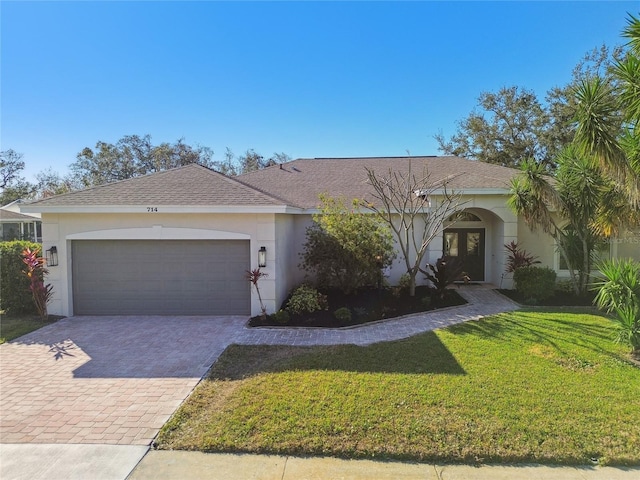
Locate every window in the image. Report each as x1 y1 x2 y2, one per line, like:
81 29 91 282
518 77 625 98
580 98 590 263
444 232 459 256
558 240 611 270
467 232 481 256
448 211 481 222
1 223 21 241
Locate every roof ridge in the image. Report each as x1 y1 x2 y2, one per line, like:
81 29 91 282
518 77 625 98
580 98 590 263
212 170 291 205
231 174 301 207
310 155 440 160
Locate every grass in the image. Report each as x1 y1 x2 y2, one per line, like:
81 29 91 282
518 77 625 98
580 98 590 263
156 310 640 466
0 312 59 344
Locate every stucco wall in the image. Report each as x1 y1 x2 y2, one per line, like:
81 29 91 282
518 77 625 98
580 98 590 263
41 212 277 317
277 193 519 291
614 229 640 261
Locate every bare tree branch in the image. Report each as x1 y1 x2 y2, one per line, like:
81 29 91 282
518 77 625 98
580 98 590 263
362 163 465 296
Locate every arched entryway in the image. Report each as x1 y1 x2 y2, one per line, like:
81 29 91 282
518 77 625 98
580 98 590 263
442 208 513 285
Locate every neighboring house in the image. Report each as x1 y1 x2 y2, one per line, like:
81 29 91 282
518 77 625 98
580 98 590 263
0 200 42 242
20 156 640 317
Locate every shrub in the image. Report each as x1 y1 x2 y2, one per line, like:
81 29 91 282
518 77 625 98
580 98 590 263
513 266 557 303
300 194 395 294
271 310 290 325
0 241 41 314
421 296 432 309
555 279 575 294
392 273 412 297
285 285 328 315
333 307 352 323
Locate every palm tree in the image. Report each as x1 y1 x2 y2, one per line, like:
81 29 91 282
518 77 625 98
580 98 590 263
574 14 640 205
508 146 621 296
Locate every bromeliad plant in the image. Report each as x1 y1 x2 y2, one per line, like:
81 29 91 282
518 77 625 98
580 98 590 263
425 255 464 301
504 241 540 273
246 268 268 319
21 247 54 320
593 258 640 357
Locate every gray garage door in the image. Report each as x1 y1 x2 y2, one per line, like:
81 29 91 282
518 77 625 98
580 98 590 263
72 240 250 315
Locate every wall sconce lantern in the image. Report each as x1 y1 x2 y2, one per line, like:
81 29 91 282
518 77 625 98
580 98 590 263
258 246 267 268
45 246 59 267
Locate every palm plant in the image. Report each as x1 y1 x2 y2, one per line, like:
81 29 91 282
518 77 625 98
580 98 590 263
508 147 613 296
593 258 640 356
573 14 640 206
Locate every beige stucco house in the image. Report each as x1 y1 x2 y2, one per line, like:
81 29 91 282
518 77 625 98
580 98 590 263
20 156 640 317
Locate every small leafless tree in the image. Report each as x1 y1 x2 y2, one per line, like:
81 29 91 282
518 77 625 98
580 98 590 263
363 163 464 296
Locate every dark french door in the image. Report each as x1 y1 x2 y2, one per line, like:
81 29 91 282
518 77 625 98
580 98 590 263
442 228 485 281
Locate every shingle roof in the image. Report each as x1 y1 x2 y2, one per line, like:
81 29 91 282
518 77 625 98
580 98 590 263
237 156 518 209
23 157 519 211
0 209 41 221
25 164 284 207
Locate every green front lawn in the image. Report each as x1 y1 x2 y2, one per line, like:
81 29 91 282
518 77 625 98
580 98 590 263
0 313 59 344
157 310 640 465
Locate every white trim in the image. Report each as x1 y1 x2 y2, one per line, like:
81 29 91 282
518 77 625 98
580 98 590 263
21 205 302 214
430 188 510 195
66 226 251 241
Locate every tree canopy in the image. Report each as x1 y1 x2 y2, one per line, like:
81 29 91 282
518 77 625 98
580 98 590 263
436 46 618 170
70 134 215 187
0 149 34 205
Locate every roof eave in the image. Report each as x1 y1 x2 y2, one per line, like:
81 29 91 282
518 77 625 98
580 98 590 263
430 188 511 195
21 205 302 214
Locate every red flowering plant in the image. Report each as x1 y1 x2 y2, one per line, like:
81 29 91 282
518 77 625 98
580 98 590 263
22 247 54 319
246 268 268 319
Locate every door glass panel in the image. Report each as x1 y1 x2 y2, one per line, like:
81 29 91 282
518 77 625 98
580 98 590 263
467 233 480 256
444 232 458 256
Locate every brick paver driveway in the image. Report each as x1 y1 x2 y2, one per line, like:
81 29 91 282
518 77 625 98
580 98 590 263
1 286 519 448
0 316 246 445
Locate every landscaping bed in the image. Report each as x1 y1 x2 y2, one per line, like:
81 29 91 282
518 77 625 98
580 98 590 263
157 310 640 465
248 286 466 328
497 289 596 307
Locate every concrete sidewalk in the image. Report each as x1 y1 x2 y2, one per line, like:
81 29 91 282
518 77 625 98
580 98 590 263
0 444 148 480
128 451 640 480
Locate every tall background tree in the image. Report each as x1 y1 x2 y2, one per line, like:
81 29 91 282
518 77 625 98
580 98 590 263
0 149 34 205
70 134 215 187
436 46 618 170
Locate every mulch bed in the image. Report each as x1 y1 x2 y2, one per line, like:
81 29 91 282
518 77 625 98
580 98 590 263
248 286 467 328
498 289 596 306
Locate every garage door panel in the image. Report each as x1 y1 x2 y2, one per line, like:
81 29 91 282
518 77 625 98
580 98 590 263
72 240 250 315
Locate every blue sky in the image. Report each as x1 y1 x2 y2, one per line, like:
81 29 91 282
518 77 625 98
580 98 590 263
2 1 637 181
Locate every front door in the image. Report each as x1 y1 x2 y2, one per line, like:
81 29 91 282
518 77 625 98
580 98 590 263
443 229 485 281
